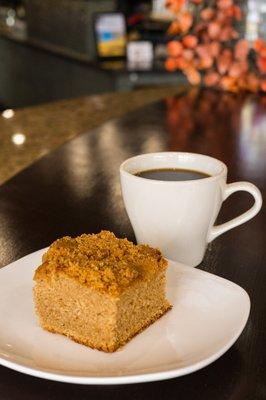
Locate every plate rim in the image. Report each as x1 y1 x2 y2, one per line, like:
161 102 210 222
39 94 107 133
0 248 250 385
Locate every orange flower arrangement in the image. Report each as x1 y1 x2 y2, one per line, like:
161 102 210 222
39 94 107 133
165 0 266 92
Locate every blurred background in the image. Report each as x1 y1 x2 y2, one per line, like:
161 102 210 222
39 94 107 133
0 1 265 107
0 0 190 109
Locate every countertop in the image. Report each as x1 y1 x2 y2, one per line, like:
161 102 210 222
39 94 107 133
0 88 265 399
0 86 183 185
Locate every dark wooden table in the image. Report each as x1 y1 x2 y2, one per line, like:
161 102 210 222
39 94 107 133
0 88 265 400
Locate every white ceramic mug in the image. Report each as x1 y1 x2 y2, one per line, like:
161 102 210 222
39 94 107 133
120 152 262 266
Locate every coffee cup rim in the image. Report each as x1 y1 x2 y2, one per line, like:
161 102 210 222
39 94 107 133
120 152 227 184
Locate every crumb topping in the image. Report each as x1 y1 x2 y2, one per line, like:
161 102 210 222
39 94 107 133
34 231 167 296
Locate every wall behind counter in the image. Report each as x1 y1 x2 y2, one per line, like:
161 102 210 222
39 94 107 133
0 34 184 108
0 36 116 108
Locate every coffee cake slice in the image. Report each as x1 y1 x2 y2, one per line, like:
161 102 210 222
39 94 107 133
33 231 171 352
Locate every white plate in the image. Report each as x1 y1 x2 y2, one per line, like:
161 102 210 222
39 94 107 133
0 249 250 385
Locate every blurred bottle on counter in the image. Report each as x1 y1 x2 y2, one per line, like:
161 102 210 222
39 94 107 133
245 0 266 42
0 0 26 37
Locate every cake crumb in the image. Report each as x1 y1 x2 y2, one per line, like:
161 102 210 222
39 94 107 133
34 231 167 296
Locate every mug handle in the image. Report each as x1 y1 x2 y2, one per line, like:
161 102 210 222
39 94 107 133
208 182 262 243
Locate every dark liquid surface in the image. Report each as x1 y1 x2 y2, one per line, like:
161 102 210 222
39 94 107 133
135 168 211 181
